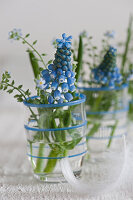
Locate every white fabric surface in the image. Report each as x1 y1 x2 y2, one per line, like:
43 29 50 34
0 105 133 200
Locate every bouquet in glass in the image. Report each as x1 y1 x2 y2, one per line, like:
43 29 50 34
73 31 128 156
0 30 87 182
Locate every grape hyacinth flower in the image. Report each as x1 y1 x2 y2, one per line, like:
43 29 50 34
92 46 123 88
36 33 76 104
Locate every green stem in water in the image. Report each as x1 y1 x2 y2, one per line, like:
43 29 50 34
43 114 68 173
29 141 35 169
34 143 45 173
43 150 59 173
107 120 118 148
86 123 101 142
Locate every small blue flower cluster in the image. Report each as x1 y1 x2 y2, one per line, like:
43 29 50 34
104 31 115 38
92 46 122 88
37 33 76 104
8 28 22 41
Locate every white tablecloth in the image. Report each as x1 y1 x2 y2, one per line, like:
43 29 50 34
0 105 133 200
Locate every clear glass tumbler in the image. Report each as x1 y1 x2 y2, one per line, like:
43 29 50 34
78 84 128 161
23 94 87 182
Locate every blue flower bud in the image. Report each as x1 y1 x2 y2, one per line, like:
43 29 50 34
63 66 68 71
42 70 51 82
109 81 115 88
67 77 74 86
57 57 62 63
111 73 117 80
51 81 58 90
59 75 65 83
66 56 71 62
94 75 100 82
59 49 65 54
48 64 55 71
61 83 69 93
69 85 76 92
57 68 63 75
57 43 63 48
57 63 62 68
66 35 72 41
108 72 112 77
48 95 54 104
58 97 64 104
65 70 71 78
67 62 71 67
68 65 72 71
62 33 66 38
61 55 66 60
65 42 71 49
65 50 71 56
64 93 73 101
45 83 49 89
42 69 49 76
71 71 75 77
101 77 108 84
62 61 67 66
114 67 119 73
50 71 57 79
54 90 61 100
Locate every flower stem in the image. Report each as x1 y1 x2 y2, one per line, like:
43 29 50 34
34 143 45 173
20 36 46 67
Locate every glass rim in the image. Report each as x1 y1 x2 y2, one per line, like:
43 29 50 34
23 93 86 108
78 83 128 91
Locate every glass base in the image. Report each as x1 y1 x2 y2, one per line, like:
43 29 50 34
34 170 81 183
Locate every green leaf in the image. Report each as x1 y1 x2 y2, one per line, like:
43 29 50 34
4 86 7 90
25 33 30 38
17 97 23 102
0 84 3 90
42 53 47 56
18 85 23 89
25 89 31 96
28 50 40 79
75 35 83 82
11 80 15 85
33 40 37 45
14 94 21 98
47 60 53 65
7 89 13 94
121 14 133 74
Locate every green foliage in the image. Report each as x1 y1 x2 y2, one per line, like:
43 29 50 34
73 30 113 83
75 35 83 82
0 71 31 102
121 15 133 74
107 120 118 148
28 50 40 78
